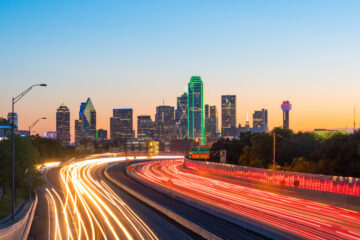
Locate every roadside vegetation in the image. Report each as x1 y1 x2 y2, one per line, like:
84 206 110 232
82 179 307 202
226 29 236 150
0 117 87 219
210 128 360 177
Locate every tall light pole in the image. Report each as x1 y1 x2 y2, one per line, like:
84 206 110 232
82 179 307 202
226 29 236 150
11 83 47 221
28 117 47 136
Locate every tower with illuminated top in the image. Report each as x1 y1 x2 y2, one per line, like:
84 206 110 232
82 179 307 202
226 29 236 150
281 100 292 129
188 76 205 145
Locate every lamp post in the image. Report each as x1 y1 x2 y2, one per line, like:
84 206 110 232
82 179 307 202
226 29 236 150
28 117 47 136
11 83 47 221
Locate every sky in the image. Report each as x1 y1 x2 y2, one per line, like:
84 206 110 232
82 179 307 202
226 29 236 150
1 0 360 140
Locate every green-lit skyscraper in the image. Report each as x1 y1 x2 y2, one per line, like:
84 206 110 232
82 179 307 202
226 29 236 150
188 76 205 145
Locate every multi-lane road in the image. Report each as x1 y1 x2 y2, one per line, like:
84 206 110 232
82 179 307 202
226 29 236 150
29 156 360 240
30 156 198 240
130 160 360 240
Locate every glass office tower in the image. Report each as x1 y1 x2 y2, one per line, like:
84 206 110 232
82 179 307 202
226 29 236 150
80 98 96 140
221 95 236 137
56 104 70 146
188 76 205 145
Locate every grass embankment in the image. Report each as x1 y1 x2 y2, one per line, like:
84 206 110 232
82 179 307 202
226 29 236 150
0 188 28 219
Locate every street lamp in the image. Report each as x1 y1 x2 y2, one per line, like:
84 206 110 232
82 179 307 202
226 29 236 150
28 117 47 136
11 83 47 221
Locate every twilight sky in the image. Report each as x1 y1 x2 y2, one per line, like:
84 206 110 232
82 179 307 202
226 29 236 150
1 0 360 140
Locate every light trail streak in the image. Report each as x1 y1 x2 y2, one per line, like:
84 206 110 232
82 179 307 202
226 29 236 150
132 160 360 240
43 155 180 239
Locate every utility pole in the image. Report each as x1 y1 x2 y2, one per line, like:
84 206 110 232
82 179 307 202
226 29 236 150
273 131 276 170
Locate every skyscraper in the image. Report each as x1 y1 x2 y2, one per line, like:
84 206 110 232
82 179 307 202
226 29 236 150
80 98 96 140
209 106 218 138
281 100 292 129
75 119 82 144
205 104 211 140
97 129 108 140
110 108 133 141
221 95 236 137
7 112 18 129
137 115 155 141
252 109 268 133
175 92 188 139
56 104 70 146
188 76 205 144
155 105 175 142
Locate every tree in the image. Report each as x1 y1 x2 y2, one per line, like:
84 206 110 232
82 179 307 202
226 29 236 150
0 135 40 192
284 157 311 173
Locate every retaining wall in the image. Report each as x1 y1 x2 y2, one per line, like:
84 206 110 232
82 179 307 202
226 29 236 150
0 194 38 240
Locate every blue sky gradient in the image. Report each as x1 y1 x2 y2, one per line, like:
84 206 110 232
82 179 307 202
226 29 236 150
1 1 360 137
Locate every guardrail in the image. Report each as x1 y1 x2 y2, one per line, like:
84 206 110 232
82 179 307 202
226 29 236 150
184 159 360 197
0 194 38 240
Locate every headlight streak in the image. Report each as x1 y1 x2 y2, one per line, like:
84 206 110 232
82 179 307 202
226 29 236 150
43 155 176 240
132 160 360 240
46 188 62 240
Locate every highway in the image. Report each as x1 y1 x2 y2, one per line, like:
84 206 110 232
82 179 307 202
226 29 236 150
130 160 360 240
29 156 196 240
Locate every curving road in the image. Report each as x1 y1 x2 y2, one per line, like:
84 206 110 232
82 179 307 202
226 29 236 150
131 160 360 240
30 156 195 240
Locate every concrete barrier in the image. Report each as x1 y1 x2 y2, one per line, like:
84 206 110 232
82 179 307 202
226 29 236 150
128 161 293 240
104 163 223 240
184 159 360 197
0 193 38 240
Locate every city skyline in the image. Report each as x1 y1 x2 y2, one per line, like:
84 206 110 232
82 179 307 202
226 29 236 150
3 82 360 142
1 1 360 138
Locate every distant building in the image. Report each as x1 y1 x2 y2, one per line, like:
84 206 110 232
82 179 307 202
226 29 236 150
188 76 205 144
221 95 237 137
137 115 155 141
74 120 83 144
281 100 292 129
97 129 107 140
80 98 96 140
44 131 57 140
7 112 18 129
110 108 133 141
0 126 11 140
17 130 29 137
155 105 175 142
252 109 268 133
175 92 188 140
209 106 219 138
56 104 70 146
205 104 211 140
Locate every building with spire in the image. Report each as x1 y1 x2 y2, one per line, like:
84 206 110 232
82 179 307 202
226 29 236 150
188 76 205 144
56 104 70 146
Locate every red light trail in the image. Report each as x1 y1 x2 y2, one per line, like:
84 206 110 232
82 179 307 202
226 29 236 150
131 160 360 240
